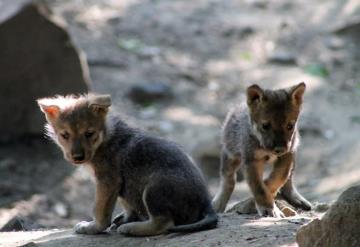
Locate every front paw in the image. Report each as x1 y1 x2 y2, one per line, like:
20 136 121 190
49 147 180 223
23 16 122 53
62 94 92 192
255 203 284 218
74 221 105 234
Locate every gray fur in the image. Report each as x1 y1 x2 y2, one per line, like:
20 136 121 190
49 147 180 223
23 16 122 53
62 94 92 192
103 116 217 229
212 84 312 216
38 95 217 236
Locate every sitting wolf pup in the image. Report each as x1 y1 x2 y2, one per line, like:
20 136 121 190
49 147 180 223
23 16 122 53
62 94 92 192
37 94 217 236
212 83 312 217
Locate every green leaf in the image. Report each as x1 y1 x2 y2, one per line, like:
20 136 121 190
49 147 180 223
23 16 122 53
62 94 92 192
240 51 252 61
350 116 360 124
304 64 329 78
357 81 360 90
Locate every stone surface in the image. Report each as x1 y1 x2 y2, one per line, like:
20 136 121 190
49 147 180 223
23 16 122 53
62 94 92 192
0 1 89 142
0 213 312 247
297 185 360 247
0 216 43 232
227 197 297 217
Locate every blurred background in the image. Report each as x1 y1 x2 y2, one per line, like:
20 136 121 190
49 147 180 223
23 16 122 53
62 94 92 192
0 0 360 230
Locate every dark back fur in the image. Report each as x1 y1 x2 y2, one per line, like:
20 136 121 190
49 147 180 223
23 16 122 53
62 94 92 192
99 115 212 224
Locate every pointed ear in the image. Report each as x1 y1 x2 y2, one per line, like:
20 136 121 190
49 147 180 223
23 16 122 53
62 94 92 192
289 82 306 106
37 99 61 120
88 94 111 115
247 84 264 106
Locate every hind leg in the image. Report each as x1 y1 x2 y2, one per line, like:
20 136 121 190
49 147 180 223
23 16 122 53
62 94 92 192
110 198 140 230
280 160 312 211
117 216 174 236
117 187 174 236
212 149 241 213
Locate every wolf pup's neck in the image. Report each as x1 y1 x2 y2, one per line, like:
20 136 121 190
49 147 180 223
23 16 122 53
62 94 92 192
92 115 136 162
106 115 136 142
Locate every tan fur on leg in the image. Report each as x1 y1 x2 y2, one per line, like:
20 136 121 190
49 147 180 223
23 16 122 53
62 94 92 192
117 216 174 236
75 180 118 234
264 153 293 197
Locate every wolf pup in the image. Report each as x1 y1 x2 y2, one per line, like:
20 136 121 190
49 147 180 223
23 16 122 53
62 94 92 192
37 94 217 236
212 83 312 217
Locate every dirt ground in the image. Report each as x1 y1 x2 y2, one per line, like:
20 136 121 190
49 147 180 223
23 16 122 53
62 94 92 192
1 0 360 245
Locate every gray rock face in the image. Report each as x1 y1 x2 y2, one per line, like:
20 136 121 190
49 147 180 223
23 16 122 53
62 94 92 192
297 185 360 247
0 2 89 142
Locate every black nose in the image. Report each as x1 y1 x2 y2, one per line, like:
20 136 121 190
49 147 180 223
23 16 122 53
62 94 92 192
72 153 85 162
273 147 286 155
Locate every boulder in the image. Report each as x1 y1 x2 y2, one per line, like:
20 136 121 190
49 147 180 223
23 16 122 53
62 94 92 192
127 82 173 105
0 1 89 142
268 50 297 65
0 216 43 232
297 185 360 247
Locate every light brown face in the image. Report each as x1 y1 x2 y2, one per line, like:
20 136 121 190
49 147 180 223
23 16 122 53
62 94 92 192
38 95 111 165
53 108 106 164
247 83 305 155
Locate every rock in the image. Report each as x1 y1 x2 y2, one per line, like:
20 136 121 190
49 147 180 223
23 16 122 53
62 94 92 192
192 135 223 180
0 2 89 142
332 18 360 35
222 26 255 38
276 200 297 217
296 185 360 247
0 214 313 247
313 202 331 213
0 216 25 232
19 242 38 247
157 121 174 134
52 202 69 218
127 82 173 105
246 0 268 9
227 197 297 217
324 36 344 50
226 198 257 214
0 216 42 232
268 50 297 65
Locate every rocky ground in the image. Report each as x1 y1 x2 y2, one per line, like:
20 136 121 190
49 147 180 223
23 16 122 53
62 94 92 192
1 213 312 247
1 0 360 246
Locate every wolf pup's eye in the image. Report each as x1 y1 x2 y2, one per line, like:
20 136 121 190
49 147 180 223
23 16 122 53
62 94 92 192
85 131 95 138
262 122 271 131
287 123 295 130
61 132 70 140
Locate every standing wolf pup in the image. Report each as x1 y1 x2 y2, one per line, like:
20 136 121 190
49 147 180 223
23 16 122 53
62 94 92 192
37 94 217 236
212 83 312 217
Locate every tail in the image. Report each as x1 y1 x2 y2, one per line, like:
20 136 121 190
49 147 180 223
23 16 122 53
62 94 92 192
168 205 218 233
